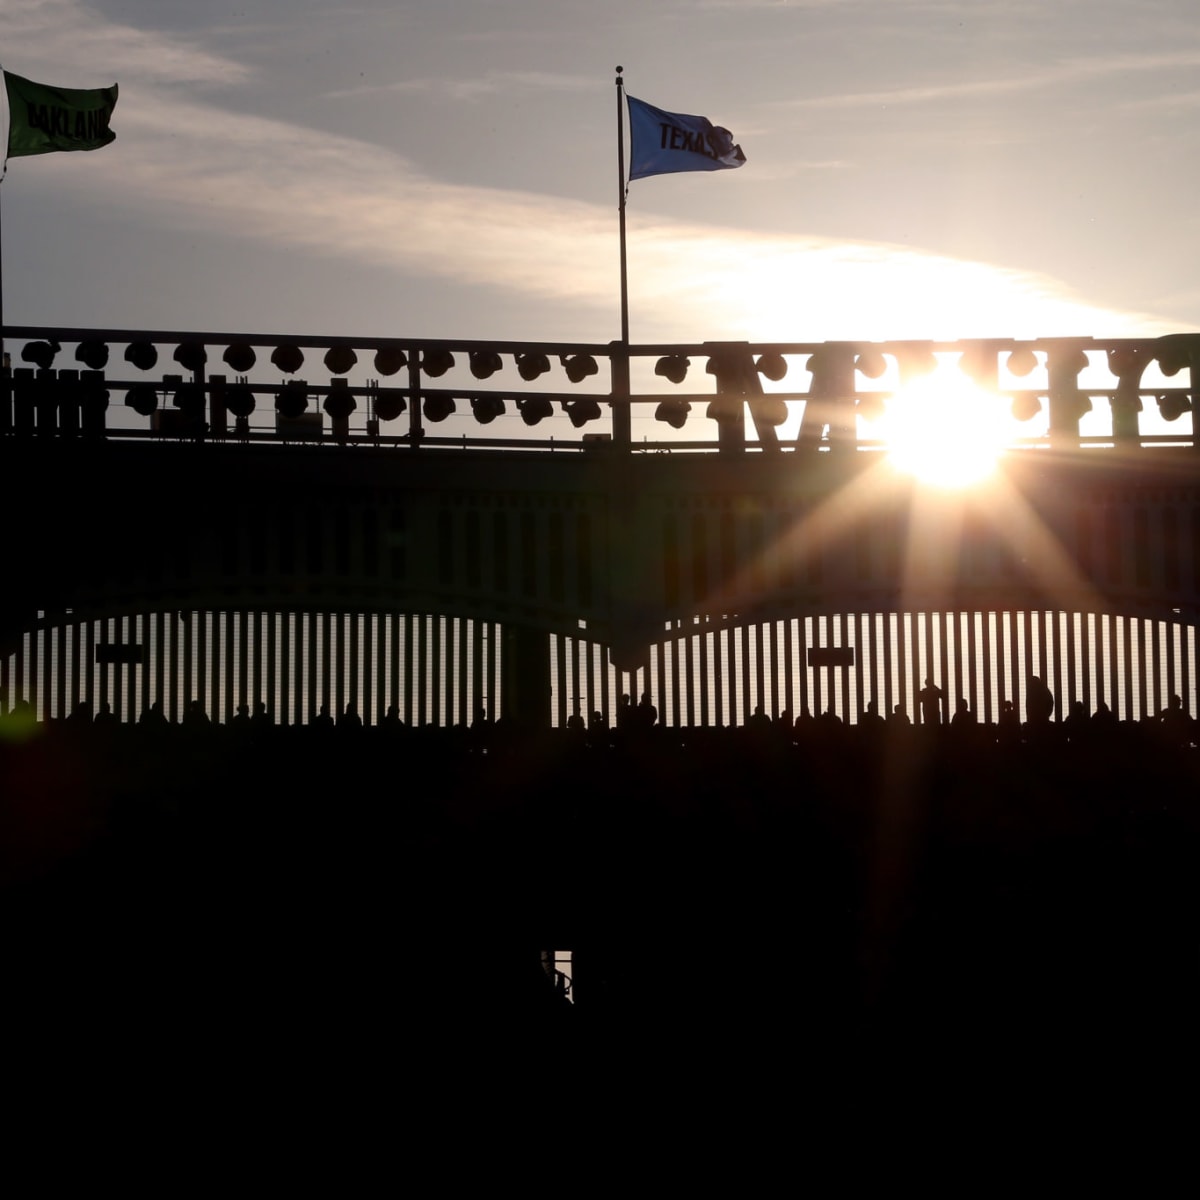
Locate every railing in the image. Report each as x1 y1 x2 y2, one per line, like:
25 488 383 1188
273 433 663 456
2 327 1199 454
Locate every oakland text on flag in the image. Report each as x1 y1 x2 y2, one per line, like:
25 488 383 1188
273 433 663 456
3 69 118 162
627 95 745 181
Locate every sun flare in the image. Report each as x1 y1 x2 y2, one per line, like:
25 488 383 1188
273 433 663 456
876 372 1015 488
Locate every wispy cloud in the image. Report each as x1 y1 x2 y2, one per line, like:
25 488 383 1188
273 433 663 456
323 70 594 102
4 0 248 86
788 49 1200 110
3 0 1177 343
43 81 1164 343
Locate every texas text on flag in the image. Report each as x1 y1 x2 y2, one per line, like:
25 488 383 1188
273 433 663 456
627 95 745 181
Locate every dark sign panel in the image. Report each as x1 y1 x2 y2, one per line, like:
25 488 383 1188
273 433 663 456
808 646 854 668
96 643 144 665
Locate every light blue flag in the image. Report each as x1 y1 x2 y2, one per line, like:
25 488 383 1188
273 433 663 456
627 95 746 181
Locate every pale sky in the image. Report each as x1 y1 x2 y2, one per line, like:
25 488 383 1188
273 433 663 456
2 0 1196 347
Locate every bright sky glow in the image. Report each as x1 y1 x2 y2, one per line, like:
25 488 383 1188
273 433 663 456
878 372 1014 488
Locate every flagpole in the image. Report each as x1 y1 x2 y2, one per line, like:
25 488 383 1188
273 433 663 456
616 65 629 347
613 65 631 445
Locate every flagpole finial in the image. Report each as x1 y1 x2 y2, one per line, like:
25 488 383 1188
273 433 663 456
615 65 623 85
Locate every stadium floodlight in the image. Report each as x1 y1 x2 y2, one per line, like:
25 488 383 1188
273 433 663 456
423 394 455 422
1006 348 1037 377
471 396 506 424
125 341 158 371
655 399 690 429
374 348 407 377
1157 392 1192 422
855 350 887 379
225 383 256 418
125 385 158 416
655 355 689 384
223 343 256 373
517 396 553 425
422 350 455 378
174 343 207 373
75 341 108 370
276 380 309 418
516 352 551 381
21 340 60 370
272 345 305 374
469 350 503 380
561 354 598 383
564 398 601 427
1011 391 1042 422
756 352 787 381
323 379 357 418
373 391 406 421
324 346 358 375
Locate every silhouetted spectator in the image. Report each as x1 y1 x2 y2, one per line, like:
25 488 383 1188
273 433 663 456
1160 694 1190 747
1091 700 1117 733
747 703 771 731
139 700 169 728
919 678 944 726
860 700 885 731
1064 699 1089 742
1026 675 1054 725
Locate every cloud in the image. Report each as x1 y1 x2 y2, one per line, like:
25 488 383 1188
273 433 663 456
4 0 248 85
323 70 594 102
787 49 1200 110
4 0 1176 343
38 80 1163 344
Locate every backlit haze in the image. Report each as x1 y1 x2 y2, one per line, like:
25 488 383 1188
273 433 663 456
3 0 1196 348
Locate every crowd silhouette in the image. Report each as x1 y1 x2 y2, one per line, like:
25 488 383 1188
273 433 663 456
2 676 1198 1086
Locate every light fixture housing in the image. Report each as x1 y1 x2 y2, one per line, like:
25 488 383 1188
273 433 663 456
469 350 503 379
324 346 358 375
272 345 305 374
423 394 455 422
422 350 455 378
655 356 689 384
517 396 553 425
374 348 407 376
471 395 506 424
564 398 601 427
655 399 690 429
276 380 309 418
223 343 256 373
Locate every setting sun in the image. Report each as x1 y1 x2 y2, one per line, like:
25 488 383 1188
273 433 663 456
876 371 1015 488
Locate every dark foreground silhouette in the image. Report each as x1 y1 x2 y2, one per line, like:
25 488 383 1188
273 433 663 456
2 710 1198 1133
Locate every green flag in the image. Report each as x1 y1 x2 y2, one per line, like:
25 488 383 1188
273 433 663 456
4 70 118 160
